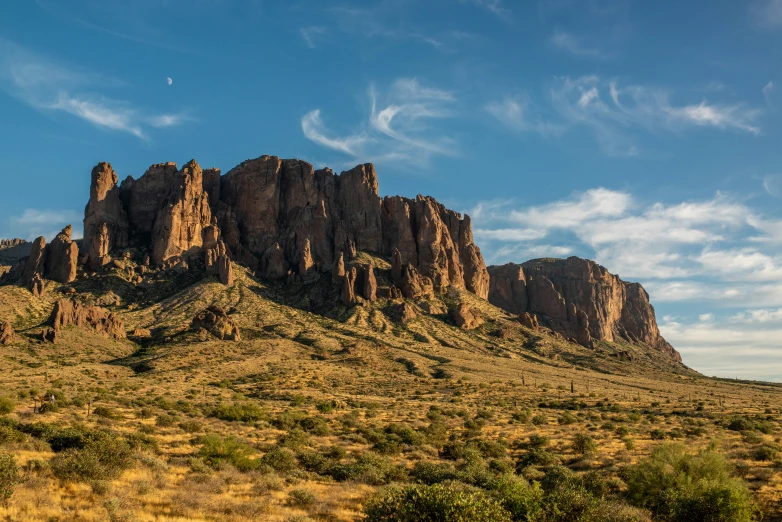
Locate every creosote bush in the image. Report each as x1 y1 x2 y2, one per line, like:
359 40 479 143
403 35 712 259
364 483 513 522
624 443 756 522
0 453 19 506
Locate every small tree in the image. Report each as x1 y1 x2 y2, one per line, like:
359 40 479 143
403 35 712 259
572 433 597 456
0 453 19 506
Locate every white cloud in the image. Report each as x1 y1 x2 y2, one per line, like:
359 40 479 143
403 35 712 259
660 316 782 381
0 38 188 140
488 76 764 156
550 31 606 59
763 81 774 107
300 26 326 49
301 110 370 156
473 187 782 309
458 0 511 20
7 208 82 241
750 0 782 27
302 78 459 166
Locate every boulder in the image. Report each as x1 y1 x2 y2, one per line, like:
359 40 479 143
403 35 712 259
393 302 417 324
191 306 240 341
0 321 13 345
452 303 482 330
51 299 126 339
518 312 539 330
41 328 57 344
29 274 45 297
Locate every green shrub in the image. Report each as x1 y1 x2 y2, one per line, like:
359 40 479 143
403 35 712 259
364 483 513 522
0 397 15 415
411 461 458 485
210 402 265 423
198 434 259 472
261 447 298 473
727 418 754 432
649 429 666 440
572 434 598 456
50 432 134 483
625 443 755 522
558 412 578 425
485 474 544 522
299 416 330 436
288 488 316 507
156 414 177 428
0 453 19 506
531 414 548 426
752 445 778 462
517 448 559 468
327 453 406 485
92 406 120 420
178 420 203 433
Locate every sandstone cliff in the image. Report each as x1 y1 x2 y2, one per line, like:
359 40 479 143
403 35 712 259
79 155 489 301
488 257 680 361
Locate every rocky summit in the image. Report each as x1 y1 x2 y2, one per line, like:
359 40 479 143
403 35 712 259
1 154 676 364
488 258 679 361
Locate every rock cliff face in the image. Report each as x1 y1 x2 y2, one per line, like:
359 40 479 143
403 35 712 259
488 257 680 362
20 226 79 289
79 155 489 301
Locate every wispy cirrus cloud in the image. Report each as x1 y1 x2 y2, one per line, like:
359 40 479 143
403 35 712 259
749 0 782 27
300 26 327 49
549 30 608 59
458 0 511 20
0 38 190 140
302 78 459 167
488 76 763 156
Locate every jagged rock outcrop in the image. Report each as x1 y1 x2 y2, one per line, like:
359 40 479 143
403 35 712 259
342 267 357 306
82 163 129 269
191 306 240 341
23 237 46 285
51 299 126 339
29 274 45 297
452 303 482 330
487 258 679 361
76 155 489 302
518 312 539 330
44 226 79 283
362 263 377 301
0 321 13 345
0 239 26 248
332 251 346 279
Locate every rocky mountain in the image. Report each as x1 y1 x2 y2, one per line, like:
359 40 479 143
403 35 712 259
78 156 490 303
1 154 679 363
488 257 680 361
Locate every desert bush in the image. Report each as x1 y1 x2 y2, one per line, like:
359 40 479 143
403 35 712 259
93 406 121 420
0 397 15 415
261 447 298 473
210 402 265 423
532 414 548 426
751 445 778 462
558 412 578 425
327 453 406 485
299 416 330 436
411 461 458 484
178 420 203 433
0 453 19 506
649 429 666 440
156 414 177 428
517 448 560 469
485 474 544 522
364 483 513 522
572 434 598 456
199 434 259 472
50 432 134 483
287 488 316 507
624 443 755 522
727 418 754 432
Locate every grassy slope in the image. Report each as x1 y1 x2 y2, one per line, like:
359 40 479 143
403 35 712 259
0 260 780 521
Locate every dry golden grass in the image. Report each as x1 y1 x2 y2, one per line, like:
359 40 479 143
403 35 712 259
0 260 781 520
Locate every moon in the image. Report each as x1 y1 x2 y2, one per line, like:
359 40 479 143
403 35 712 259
167 77 173 86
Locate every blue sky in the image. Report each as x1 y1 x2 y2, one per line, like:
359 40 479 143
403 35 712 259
1 0 782 380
